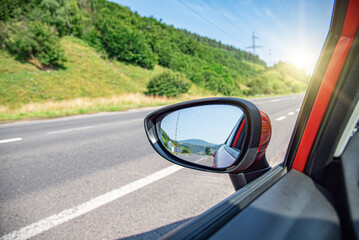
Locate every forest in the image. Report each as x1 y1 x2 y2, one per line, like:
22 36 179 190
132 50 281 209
1 0 309 101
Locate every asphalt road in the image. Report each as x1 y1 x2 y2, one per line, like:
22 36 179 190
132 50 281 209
0 93 304 240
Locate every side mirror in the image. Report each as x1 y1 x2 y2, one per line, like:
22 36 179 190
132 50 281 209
144 98 272 180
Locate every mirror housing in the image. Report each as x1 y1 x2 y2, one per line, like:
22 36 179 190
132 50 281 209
144 98 271 174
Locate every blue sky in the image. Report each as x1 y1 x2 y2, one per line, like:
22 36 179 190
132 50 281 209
113 0 334 74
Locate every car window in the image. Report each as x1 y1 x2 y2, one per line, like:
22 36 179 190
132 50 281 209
334 101 359 157
117 0 334 168
0 1 336 239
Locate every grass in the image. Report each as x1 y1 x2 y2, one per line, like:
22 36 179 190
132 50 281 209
0 37 185 107
0 36 213 122
0 93 221 122
0 36 304 123
0 93 170 121
0 91 305 122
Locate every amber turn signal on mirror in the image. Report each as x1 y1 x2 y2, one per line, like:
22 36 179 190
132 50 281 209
144 98 271 174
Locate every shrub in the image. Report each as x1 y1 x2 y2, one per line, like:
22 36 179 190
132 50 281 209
292 82 307 93
152 40 173 68
146 72 190 97
99 23 157 69
83 27 103 51
190 73 205 86
169 52 189 72
203 70 232 95
5 21 66 68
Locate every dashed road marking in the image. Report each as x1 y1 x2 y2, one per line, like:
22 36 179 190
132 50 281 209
0 165 183 240
287 112 295 116
275 116 286 121
0 138 22 144
46 126 96 135
296 108 300 112
270 99 280 102
46 119 143 135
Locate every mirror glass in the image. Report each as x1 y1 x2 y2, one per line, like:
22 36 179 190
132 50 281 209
160 104 247 168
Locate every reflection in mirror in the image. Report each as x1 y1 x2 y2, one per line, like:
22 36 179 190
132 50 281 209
160 105 247 169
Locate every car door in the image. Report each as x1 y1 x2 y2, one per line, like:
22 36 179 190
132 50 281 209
150 0 359 239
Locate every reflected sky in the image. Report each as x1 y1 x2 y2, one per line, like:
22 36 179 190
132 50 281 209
161 104 244 145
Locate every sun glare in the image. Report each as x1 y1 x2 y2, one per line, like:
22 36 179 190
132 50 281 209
289 50 315 75
292 54 307 70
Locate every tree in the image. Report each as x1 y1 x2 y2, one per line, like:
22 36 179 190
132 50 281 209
182 147 191 154
4 21 66 68
205 147 211 156
0 0 22 21
98 18 157 69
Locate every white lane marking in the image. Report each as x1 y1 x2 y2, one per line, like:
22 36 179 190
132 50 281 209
46 126 95 135
46 118 142 135
287 112 295 116
275 116 286 121
0 138 22 144
270 99 280 102
296 108 300 112
291 96 297 99
0 107 159 129
0 165 183 240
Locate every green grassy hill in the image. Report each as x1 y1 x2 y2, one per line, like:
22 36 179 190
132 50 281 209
0 36 199 107
0 37 211 121
0 0 309 121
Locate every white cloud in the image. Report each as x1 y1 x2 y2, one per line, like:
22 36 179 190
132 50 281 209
265 8 272 17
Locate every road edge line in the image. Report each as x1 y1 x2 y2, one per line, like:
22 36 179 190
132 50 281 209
0 165 182 240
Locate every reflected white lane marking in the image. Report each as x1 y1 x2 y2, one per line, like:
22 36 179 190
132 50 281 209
270 99 280 102
0 165 183 240
287 112 295 116
275 116 286 121
46 118 143 135
0 138 22 144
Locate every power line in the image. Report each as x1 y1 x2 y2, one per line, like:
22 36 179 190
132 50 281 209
246 31 262 55
176 0 244 45
203 0 250 38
